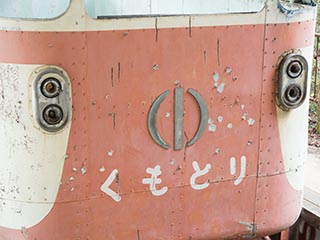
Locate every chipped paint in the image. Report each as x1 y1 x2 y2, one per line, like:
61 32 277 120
152 64 159 71
217 83 225 94
208 124 217 132
242 112 248 120
81 166 87 175
217 116 223 123
99 166 106 172
215 148 221 155
247 118 255 126
227 123 233 129
239 221 257 237
213 72 220 82
108 150 114 156
225 66 232 75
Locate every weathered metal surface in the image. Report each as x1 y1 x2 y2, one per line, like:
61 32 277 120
174 87 184 150
0 0 316 239
148 90 171 149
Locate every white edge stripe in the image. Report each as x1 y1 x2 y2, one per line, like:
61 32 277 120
0 1 316 32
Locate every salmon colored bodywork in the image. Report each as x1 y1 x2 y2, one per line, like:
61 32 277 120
0 0 317 239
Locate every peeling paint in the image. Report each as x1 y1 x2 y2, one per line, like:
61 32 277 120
81 166 87 175
108 150 113 156
217 83 225 94
152 64 159 71
239 221 257 238
174 80 180 86
99 166 106 172
225 66 232 75
213 72 220 82
165 112 170 118
208 124 217 132
247 118 255 126
217 116 223 123
215 148 221 155
241 112 248 120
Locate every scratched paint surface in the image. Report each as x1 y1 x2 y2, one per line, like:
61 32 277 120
0 10 316 240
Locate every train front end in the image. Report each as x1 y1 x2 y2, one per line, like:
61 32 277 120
0 0 317 239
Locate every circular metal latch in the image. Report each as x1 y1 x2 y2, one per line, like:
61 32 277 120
43 105 64 125
31 65 71 132
276 52 308 111
41 77 61 98
287 61 302 78
283 84 302 107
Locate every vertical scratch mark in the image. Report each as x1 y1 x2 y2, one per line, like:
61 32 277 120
137 230 141 240
112 113 116 129
189 16 192 38
183 131 189 161
118 62 121 82
203 50 207 64
217 39 220 66
111 67 114 87
115 172 121 193
155 18 159 42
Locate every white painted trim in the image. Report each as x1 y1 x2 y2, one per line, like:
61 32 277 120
0 0 316 32
276 46 313 190
0 63 71 229
84 0 266 19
